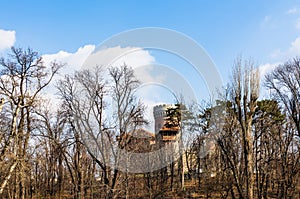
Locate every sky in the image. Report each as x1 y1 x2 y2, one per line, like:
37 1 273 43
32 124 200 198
1 1 300 128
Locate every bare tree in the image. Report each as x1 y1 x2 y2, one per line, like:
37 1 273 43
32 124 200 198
265 58 300 198
0 47 62 198
57 67 110 198
57 65 147 198
252 100 285 198
265 58 300 136
217 58 259 199
109 65 148 199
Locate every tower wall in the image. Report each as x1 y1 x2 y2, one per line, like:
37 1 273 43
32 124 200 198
153 104 177 133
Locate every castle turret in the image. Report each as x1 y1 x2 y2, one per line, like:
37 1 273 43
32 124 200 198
153 104 178 134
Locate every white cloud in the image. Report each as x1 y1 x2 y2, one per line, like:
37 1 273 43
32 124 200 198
258 62 281 99
259 62 279 80
80 46 160 126
263 15 272 23
41 45 155 85
41 45 194 130
260 15 283 30
270 36 300 60
42 44 96 74
296 18 300 29
0 29 16 51
290 36 300 54
266 37 298 99
286 8 297 15
41 45 158 110
260 15 272 28
261 35 300 98
40 45 96 107
81 46 155 70
80 45 158 92
54 45 158 94
260 36 300 98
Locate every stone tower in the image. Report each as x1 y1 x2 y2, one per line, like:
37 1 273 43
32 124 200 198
153 104 177 133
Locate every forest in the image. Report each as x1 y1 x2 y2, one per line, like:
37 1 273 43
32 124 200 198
0 47 300 199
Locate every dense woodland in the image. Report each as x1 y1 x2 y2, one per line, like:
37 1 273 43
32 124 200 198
0 47 300 199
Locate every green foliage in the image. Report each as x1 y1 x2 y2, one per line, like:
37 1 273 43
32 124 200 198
164 104 182 128
255 99 285 122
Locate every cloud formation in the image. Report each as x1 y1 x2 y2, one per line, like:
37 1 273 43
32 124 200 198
81 46 155 70
258 62 280 99
260 35 300 98
42 45 96 74
286 8 297 15
270 36 300 60
260 15 273 29
296 18 300 29
0 29 16 51
259 62 279 80
41 45 158 109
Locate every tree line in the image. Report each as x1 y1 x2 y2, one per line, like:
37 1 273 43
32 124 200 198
0 47 299 198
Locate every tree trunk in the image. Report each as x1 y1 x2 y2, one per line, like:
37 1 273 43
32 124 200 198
0 161 18 195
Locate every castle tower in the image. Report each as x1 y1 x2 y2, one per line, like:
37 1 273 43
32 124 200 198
153 104 178 134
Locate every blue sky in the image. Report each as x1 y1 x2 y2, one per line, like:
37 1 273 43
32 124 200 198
1 1 299 58
1 1 300 105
